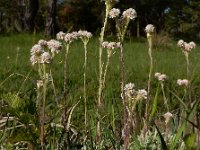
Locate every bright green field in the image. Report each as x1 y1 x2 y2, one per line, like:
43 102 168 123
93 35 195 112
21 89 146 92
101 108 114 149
0 33 200 94
0 33 200 148
1 33 200 118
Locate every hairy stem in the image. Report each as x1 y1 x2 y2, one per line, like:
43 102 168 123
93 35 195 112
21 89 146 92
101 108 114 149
98 6 109 106
145 34 153 120
41 64 47 150
83 42 87 128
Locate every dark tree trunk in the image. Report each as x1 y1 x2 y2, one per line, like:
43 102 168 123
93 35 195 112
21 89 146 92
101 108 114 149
25 0 39 32
45 0 57 37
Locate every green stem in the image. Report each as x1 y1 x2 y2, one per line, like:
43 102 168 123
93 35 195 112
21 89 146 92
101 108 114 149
102 54 111 89
41 64 47 150
98 6 109 106
83 42 87 128
146 35 153 120
63 43 70 148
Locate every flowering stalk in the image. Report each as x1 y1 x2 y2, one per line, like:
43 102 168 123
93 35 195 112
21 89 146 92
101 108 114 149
144 24 155 120
78 30 92 130
123 83 147 149
41 64 47 150
83 43 87 128
63 43 70 134
98 2 111 107
109 8 137 148
177 40 196 105
155 72 168 110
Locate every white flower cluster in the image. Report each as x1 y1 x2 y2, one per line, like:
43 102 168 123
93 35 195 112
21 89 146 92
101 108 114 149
155 72 167 82
31 44 43 56
30 39 61 65
78 30 92 39
145 24 155 34
38 39 47 47
124 83 147 100
163 112 173 124
47 39 62 54
109 8 120 18
122 8 137 20
56 30 92 44
56 31 65 40
109 8 137 20
177 40 196 52
64 32 79 43
102 41 121 49
177 79 189 87
137 89 148 100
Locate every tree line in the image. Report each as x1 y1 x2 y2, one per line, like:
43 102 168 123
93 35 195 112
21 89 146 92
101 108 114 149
0 0 200 38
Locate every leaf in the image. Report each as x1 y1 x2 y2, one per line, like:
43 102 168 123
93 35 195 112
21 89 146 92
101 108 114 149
154 123 168 150
150 83 160 120
183 133 195 149
169 100 200 150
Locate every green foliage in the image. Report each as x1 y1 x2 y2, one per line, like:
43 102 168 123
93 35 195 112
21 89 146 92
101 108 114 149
0 32 200 148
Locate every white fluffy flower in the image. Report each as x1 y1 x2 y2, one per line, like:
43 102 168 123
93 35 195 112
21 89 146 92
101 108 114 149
31 44 43 56
102 41 121 49
158 74 167 81
145 24 155 34
30 55 39 65
124 83 135 91
177 40 185 48
56 31 66 40
189 41 196 49
155 72 167 82
64 33 78 43
137 89 147 100
78 30 92 38
41 52 51 64
38 39 47 47
109 8 120 18
177 79 189 87
163 112 173 124
47 39 62 54
155 72 161 78
177 40 196 52
122 8 137 20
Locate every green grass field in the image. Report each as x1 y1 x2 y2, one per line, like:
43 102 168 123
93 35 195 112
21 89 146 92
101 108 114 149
0 33 200 93
0 33 200 149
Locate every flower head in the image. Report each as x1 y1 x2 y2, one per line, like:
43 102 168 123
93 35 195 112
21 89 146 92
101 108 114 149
163 112 173 124
47 39 62 54
38 39 47 47
109 8 120 18
124 83 137 99
31 44 43 56
155 72 167 82
102 41 121 49
177 40 185 49
41 52 51 64
177 40 196 53
177 79 189 87
30 55 39 66
189 41 196 49
145 24 155 34
78 30 92 39
122 8 137 20
56 31 66 40
64 33 78 43
137 89 147 100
